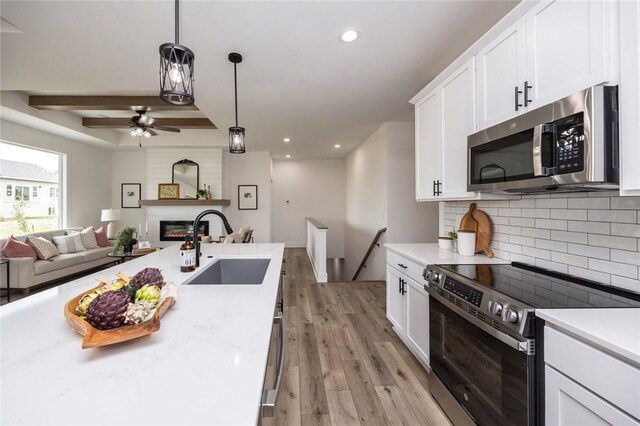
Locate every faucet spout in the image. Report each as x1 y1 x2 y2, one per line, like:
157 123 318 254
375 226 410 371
192 209 234 267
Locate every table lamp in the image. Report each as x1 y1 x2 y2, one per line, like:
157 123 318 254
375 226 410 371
101 208 121 239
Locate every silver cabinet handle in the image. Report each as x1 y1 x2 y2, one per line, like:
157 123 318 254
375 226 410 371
262 313 285 417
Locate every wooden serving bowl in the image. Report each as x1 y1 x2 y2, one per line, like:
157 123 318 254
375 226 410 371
63 282 175 349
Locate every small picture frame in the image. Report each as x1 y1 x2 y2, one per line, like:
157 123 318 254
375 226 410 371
158 183 180 200
238 185 258 210
121 183 141 208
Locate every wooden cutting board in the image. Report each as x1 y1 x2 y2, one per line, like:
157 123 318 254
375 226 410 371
459 203 494 258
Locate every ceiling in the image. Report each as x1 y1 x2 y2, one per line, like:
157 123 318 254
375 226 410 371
0 1 517 159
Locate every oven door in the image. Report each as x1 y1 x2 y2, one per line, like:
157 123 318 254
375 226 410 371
429 293 535 426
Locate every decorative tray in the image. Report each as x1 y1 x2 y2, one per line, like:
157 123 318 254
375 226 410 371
63 271 176 349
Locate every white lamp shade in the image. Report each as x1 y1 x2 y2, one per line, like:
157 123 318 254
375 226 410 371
101 209 121 222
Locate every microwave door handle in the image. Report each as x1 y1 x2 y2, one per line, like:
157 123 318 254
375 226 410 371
533 124 556 177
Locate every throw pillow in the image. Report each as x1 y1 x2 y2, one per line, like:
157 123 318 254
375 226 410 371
52 233 85 254
94 226 109 247
79 226 98 249
27 236 60 260
1 236 38 261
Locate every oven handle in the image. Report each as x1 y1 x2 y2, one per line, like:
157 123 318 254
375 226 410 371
425 284 535 355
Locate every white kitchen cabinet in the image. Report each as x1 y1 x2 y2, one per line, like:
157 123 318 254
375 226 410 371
404 278 429 365
545 366 639 426
619 0 640 195
475 0 613 131
476 19 527 129
386 266 406 335
415 88 441 201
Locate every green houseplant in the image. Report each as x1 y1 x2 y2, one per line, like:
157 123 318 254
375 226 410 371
112 226 137 254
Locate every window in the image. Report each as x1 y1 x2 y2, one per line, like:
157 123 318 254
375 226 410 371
0 141 63 238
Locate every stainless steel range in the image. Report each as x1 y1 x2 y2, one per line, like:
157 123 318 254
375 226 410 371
423 262 640 426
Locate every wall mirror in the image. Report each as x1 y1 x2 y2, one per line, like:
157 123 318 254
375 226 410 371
172 159 199 199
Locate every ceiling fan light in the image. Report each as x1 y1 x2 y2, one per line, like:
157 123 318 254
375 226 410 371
135 127 145 135
229 126 245 154
130 130 137 137
143 131 152 138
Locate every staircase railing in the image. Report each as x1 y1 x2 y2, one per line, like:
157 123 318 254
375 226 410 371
352 227 387 280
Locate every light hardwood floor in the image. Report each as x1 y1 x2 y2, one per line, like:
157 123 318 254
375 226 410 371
264 248 451 426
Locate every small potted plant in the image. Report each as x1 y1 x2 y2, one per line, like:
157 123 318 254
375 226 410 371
112 226 138 254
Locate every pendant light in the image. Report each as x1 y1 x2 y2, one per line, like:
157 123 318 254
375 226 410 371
228 52 245 154
159 0 195 106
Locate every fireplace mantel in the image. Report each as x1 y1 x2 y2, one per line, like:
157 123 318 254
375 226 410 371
139 199 231 207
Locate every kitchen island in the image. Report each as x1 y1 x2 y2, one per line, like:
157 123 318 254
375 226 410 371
0 243 285 426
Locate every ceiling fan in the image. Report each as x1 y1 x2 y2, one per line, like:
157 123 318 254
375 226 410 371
129 110 181 138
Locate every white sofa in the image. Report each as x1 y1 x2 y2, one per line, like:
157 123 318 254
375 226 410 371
0 228 113 294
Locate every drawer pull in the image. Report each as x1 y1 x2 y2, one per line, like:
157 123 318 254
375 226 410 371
397 263 408 269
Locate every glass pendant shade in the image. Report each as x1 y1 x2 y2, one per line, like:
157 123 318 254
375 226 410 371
229 126 246 154
159 43 195 106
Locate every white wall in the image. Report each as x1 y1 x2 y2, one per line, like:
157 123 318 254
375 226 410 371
223 152 272 243
386 122 439 244
1 119 112 228
272 159 345 258
110 149 147 235
345 125 388 281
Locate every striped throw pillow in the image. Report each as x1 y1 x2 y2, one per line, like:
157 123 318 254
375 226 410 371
52 233 85 254
27 236 60 260
79 227 98 249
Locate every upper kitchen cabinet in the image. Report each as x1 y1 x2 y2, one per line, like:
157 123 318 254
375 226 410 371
619 0 640 195
476 0 614 131
415 89 442 201
477 20 527 129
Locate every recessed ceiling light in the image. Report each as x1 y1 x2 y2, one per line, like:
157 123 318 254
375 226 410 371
340 30 359 43
283 138 290 142
285 154 291 158
334 144 341 149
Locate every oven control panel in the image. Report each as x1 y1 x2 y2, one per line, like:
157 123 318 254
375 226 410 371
443 277 483 308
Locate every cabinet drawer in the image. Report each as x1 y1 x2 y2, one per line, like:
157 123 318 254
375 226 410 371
545 326 640 419
387 250 425 284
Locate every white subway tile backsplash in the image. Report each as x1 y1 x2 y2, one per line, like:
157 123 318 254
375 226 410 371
588 210 636 223
567 197 610 209
568 221 610 235
589 258 638 279
567 243 609 260
535 218 568 231
443 192 640 293
588 234 637 251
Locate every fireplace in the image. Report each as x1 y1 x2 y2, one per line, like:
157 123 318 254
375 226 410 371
159 220 209 241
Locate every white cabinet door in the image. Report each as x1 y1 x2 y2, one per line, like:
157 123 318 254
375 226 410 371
440 59 477 199
545 366 640 426
525 0 610 109
405 277 429 367
386 267 406 336
620 0 640 195
476 19 527 130
415 89 442 201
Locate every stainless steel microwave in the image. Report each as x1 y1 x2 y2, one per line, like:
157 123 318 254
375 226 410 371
467 86 619 193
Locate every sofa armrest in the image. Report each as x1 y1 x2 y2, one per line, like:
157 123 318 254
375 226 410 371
1 257 35 289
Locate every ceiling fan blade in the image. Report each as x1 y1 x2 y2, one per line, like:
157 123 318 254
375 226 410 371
148 129 158 136
153 126 181 133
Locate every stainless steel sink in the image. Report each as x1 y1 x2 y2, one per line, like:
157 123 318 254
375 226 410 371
183 258 270 285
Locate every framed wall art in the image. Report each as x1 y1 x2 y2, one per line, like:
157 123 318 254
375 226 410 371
158 183 180 200
238 185 258 210
121 183 141 208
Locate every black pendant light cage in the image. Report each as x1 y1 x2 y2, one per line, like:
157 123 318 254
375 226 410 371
229 52 245 154
159 0 195 106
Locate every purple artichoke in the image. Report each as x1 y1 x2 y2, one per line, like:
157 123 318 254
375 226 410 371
86 291 131 330
129 267 164 290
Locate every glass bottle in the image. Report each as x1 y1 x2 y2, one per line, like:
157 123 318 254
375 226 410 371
180 234 196 272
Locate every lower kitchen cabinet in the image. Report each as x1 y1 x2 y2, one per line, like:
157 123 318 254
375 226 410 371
386 251 430 368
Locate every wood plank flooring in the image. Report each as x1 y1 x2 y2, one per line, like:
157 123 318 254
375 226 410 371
264 248 451 426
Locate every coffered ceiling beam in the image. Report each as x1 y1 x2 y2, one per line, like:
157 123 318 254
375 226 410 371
29 96 198 111
82 117 217 129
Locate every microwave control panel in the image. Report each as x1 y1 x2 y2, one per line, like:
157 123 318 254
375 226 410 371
555 114 585 174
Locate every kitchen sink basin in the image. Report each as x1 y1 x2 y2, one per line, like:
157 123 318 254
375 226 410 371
183 258 270 285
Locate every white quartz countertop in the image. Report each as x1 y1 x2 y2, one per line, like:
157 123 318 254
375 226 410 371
536 308 640 368
385 243 510 266
0 243 285 426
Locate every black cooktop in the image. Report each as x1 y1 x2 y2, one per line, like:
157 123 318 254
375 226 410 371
437 262 640 310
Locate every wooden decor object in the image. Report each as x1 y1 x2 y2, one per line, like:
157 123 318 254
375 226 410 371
459 203 494 258
63 280 175 349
